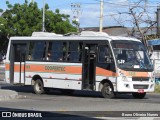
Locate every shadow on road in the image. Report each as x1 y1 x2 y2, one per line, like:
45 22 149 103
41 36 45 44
0 85 151 99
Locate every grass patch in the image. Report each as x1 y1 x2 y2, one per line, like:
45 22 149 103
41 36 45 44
154 84 160 93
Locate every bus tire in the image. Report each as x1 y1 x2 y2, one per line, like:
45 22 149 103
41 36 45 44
33 79 44 95
132 92 146 99
101 82 115 98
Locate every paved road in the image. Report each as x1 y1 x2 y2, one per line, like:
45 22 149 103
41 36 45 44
0 65 5 81
1 84 160 119
0 83 160 111
1 67 160 119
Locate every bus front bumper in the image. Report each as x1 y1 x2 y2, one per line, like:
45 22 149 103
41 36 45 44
116 79 155 93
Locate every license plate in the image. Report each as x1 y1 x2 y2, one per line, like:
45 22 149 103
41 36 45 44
138 89 144 93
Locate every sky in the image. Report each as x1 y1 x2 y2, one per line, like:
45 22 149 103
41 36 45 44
0 0 160 28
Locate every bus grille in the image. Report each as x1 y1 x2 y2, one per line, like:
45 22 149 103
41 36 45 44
132 77 149 81
133 85 149 89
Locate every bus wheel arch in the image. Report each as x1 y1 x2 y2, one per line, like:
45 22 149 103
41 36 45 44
99 79 115 98
32 75 45 95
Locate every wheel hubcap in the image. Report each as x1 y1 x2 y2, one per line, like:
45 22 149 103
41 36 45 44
36 83 41 92
104 86 111 95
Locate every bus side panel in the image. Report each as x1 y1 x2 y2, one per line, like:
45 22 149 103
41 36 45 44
25 72 82 90
5 39 11 84
13 72 20 84
95 67 117 91
5 62 10 83
25 62 82 90
95 76 117 91
70 81 82 90
6 62 26 84
25 77 32 85
13 62 25 84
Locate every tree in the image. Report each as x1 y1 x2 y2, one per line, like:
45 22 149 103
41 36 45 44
110 0 157 47
0 0 76 52
45 9 77 33
128 0 157 47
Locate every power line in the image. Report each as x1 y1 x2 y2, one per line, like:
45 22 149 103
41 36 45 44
93 0 101 3
79 2 99 5
94 0 160 8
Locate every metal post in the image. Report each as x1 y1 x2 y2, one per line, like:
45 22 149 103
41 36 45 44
42 0 45 32
157 8 160 37
99 0 104 32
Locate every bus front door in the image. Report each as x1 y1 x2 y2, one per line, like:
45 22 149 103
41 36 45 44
82 44 97 90
10 44 27 85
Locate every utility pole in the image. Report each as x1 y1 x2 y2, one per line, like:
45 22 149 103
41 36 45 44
157 7 160 37
71 3 81 32
99 0 104 32
42 0 45 32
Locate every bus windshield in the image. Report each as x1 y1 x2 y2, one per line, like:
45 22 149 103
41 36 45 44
111 40 153 71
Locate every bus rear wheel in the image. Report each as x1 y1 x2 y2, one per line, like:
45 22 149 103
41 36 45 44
33 79 44 95
132 92 146 99
101 82 115 98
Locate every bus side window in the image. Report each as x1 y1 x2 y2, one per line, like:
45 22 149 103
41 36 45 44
50 41 67 61
27 41 46 61
46 42 52 61
99 45 111 63
98 45 115 71
68 42 82 62
14 44 27 62
27 42 34 60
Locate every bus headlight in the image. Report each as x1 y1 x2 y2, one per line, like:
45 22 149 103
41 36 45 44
118 70 128 81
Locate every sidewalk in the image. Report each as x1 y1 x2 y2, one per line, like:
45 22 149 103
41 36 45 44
0 89 18 101
0 66 18 101
0 81 18 101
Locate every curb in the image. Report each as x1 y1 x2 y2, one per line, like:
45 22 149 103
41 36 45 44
0 90 18 101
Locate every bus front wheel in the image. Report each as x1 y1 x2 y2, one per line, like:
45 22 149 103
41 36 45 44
101 82 115 98
132 92 146 99
33 79 44 95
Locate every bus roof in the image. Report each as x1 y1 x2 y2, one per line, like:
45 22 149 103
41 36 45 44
9 31 140 42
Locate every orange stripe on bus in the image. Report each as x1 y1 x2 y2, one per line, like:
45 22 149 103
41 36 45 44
6 63 25 72
26 64 116 76
65 66 82 74
5 63 10 70
27 65 83 74
119 69 149 77
96 67 117 76
5 63 150 77
6 63 116 76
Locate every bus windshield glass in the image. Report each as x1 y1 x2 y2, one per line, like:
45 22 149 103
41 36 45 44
111 40 153 71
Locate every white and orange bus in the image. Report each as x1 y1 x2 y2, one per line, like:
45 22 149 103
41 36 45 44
5 31 155 99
